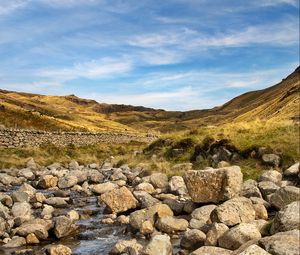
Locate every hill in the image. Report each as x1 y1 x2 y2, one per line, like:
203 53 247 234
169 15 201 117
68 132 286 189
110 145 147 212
0 66 299 133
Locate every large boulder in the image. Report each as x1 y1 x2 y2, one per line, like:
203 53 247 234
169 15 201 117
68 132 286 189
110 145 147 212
259 230 300 255
218 223 261 250
169 176 188 195
12 202 32 220
141 234 172 255
258 170 282 185
15 219 50 240
238 244 271 255
133 191 160 208
205 222 229 246
284 162 300 176
261 154 280 168
155 216 188 234
258 181 279 199
271 201 300 234
110 239 143 255
100 187 138 214
183 166 243 203
135 183 155 194
129 204 173 231
3 236 26 248
269 186 300 209
211 197 256 226
240 180 262 198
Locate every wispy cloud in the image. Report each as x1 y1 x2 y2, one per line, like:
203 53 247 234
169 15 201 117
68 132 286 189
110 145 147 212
0 0 28 16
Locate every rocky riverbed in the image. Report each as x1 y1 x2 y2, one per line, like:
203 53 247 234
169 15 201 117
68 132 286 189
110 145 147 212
0 158 299 255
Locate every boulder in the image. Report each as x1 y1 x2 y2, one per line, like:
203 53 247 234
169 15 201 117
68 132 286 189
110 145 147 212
191 246 233 255
87 169 104 183
54 216 78 238
3 236 26 248
140 220 154 235
269 186 300 209
133 191 160 208
38 175 58 189
141 234 172 255
238 244 271 255
259 170 282 185
258 181 279 199
180 229 206 250
100 186 138 214
150 173 169 189
12 191 30 203
45 197 69 208
47 244 72 255
240 180 262 198
155 216 188 234
135 183 155 194
129 204 173 231
16 220 49 240
183 166 243 203
26 233 40 244
169 176 188 195
110 239 143 255
211 197 255 226
58 175 78 189
261 154 280 168
12 202 32 220
92 182 118 195
18 183 36 197
271 201 300 234
252 203 268 220
284 162 300 176
190 205 216 232
259 230 300 255
218 223 261 250
205 222 229 246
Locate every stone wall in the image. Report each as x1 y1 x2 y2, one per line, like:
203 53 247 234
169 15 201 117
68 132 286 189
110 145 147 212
0 128 157 148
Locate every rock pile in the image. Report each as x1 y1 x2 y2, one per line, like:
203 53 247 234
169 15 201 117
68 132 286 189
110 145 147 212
0 158 299 255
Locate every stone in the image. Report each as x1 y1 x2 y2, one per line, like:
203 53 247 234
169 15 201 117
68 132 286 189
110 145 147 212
183 166 243 203
253 203 268 220
269 186 300 209
26 233 40 244
38 175 58 189
41 205 55 218
91 182 118 195
129 204 173 231
140 220 154 235
169 176 188 195
190 246 233 255
238 244 271 255
240 180 262 198
180 229 206 250
249 219 270 236
12 202 32 220
45 197 69 207
189 205 216 232
155 216 188 234
261 154 280 168
211 197 255 226
67 210 80 221
150 173 169 189
87 169 104 183
18 168 35 180
26 158 37 170
259 170 282 185
0 203 10 219
205 223 229 246
218 223 261 250
100 186 138 214
3 236 26 248
141 234 172 255
133 191 160 208
12 191 30 203
110 239 143 255
284 162 300 176
18 183 36 197
58 175 78 189
258 181 279 199
47 244 72 255
117 215 129 225
270 201 300 234
135 183 155 194
259 230 300 255
16 220 49 240
69 160 79 170
163 198 185 215
54 216 78 238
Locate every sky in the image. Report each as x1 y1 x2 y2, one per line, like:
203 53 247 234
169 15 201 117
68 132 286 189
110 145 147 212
0 0 299 110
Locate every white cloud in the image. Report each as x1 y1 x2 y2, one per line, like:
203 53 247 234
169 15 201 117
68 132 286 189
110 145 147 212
38 57 133 82
257 0 299 7
0 0 28 16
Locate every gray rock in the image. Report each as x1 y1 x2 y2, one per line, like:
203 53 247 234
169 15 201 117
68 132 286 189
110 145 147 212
211 197 255 226
205 222 229 246
258 181 279 199
45 197 69 208
15 219 50 240
259 230 300 255
18 183 36 197
241 180 262 198
47 244 72 255
110 239 143 255
169 176 188 195
259 170 282 185
284 162 300 176
150 173 169 189
141 234 172 255
269 186 300 209
271 201 300 234
238 244 271 255
92 182 118 195
12 191 29 203
3 236 26 248
190 205 216 232
180 229 206 250
133 191 160 208
54 216 78 238
218 223 261 250
87 169 104 183
183 166 243 203
12 202 32 220
58 175 78 189
261 154 280 168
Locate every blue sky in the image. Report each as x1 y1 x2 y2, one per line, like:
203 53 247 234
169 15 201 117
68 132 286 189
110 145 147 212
0 0 299 110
